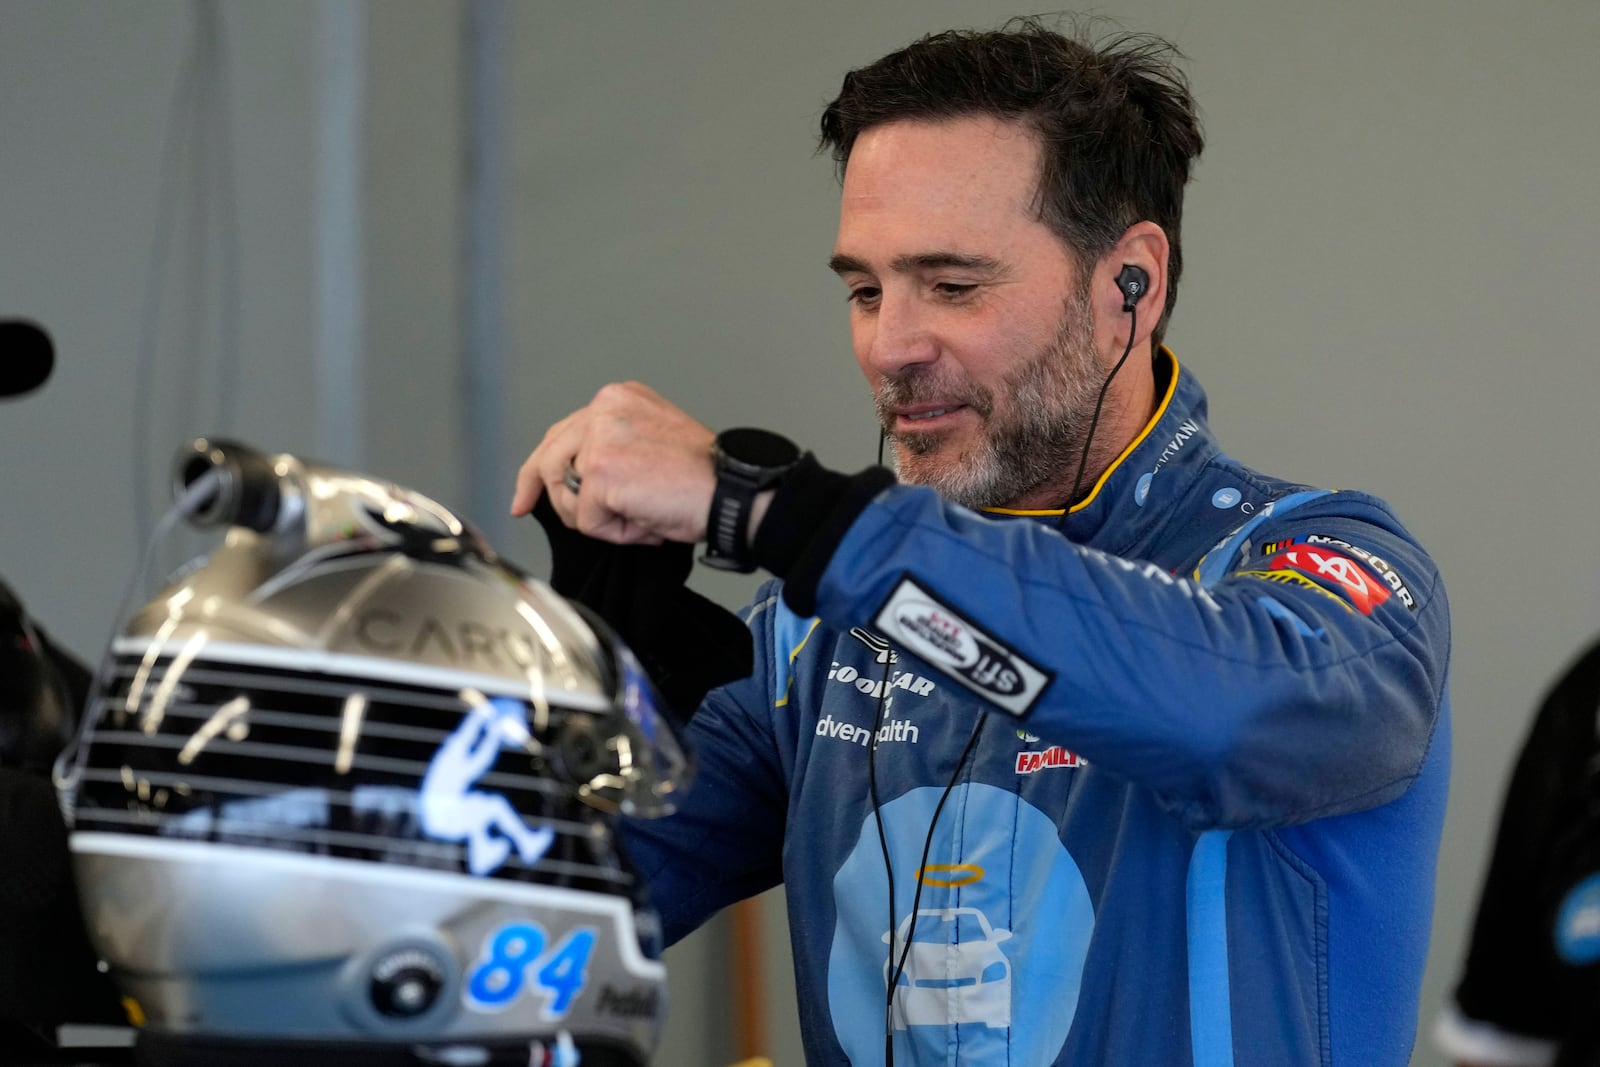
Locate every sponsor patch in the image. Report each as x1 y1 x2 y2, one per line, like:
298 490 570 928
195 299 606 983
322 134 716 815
848 627 897 664
1151 418 1201 475
1265 545 1391 615
1302 535 1417 611
873 577 1053 718
1015 746 1086 774
815 712 920 747
596 983 660 1019
1235 568 1354 611
826 660 937 699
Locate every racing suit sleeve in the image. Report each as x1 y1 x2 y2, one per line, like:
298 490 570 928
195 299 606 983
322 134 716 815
619 584 795 945
752 457 1449 832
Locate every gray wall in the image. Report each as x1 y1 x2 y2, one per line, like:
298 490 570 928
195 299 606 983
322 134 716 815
4 3 1598 1065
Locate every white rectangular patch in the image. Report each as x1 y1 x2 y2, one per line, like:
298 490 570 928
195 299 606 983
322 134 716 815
872 577 1053 718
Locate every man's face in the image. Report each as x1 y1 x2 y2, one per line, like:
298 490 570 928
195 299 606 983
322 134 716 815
831 116 1106 511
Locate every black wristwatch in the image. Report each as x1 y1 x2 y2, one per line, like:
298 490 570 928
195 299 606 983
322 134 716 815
700 427 801 573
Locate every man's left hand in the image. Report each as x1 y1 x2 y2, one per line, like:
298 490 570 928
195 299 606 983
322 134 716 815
510 381 716 545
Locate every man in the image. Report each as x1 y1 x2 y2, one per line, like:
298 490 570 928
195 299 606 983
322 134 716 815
1435 639 1600 1067
513 19 1450 1066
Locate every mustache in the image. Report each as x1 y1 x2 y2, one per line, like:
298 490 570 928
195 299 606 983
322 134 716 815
873 369 996 428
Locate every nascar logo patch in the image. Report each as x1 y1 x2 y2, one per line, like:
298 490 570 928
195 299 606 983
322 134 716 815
873 577 1052 718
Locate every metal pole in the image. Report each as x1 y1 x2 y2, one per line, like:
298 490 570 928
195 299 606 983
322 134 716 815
314 0 366 467
461 0 511 546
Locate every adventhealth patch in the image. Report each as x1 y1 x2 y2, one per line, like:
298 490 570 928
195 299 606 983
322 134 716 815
873 576 1052 717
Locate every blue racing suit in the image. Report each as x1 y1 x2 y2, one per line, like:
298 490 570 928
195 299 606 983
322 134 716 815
623 351 1451 1066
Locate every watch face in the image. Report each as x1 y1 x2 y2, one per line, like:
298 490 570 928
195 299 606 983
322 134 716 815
719 428 800 470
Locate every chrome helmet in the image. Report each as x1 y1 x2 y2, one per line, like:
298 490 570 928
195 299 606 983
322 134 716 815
58 439 688 1066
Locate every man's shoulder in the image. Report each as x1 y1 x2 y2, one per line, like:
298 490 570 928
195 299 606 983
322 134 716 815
1149 450 1446 624
1194 450 1426 547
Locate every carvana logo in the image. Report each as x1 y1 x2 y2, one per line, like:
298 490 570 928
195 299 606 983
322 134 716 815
1135 472 1153 506
828 784 1093 1064
1211 487 1241 509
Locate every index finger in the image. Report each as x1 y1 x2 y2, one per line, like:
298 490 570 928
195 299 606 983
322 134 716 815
510 411 583 517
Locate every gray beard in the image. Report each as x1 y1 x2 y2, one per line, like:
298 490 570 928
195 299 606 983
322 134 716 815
878 290 1106 511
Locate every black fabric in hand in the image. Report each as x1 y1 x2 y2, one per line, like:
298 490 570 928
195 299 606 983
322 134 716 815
0 577 89 775
531 494 753 724
0 768 125 1035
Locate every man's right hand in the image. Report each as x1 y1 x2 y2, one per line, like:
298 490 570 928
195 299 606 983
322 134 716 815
511 382 717 547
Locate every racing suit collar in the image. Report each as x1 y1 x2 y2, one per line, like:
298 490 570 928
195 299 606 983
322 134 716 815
979 347 1218 555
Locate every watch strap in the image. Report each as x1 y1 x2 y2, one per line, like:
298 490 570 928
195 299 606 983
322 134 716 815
751 456 896 614
702 468 763 572
700 429 801 573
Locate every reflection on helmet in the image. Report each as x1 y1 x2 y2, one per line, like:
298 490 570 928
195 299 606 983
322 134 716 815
60 440 686 1067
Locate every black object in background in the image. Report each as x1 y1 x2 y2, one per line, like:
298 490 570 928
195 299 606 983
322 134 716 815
0 768 127 1062
0 578 125 1058
1451 639 1600 1066
0 579 87 774
0 320 55 399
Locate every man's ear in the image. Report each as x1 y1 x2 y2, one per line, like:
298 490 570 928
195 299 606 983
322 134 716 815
1093 222 1169 354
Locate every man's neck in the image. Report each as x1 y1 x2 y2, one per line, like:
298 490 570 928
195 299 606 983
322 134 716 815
1004 344 1164 511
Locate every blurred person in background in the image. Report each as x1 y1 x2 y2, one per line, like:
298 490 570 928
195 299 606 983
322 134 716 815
1436 639 1600 1067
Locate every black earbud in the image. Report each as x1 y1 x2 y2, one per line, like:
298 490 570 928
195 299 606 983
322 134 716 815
1116 265 1149 312
1058 264 1150 526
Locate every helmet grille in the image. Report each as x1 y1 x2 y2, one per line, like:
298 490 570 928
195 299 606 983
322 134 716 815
72 650 639 897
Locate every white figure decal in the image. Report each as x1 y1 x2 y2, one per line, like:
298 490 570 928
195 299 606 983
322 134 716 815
420 695 554 876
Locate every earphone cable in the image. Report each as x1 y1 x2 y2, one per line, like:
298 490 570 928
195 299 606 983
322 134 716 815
866 653 898 1048
887 715 985 992
1055 302 1139 532
873 285 1138 1058
870 634 986 1065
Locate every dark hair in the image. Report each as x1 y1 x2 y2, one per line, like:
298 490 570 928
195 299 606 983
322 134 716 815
819 17 1203 346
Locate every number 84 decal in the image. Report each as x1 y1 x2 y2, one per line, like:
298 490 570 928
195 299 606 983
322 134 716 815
465 922 597 1018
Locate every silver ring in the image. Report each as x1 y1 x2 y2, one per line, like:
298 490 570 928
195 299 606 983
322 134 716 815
562 461 582 495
